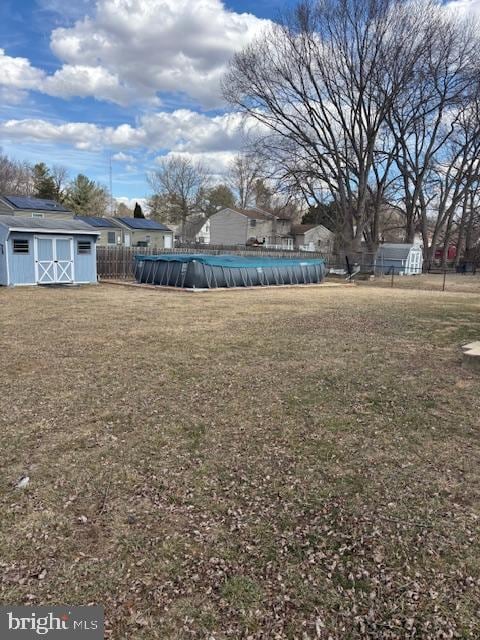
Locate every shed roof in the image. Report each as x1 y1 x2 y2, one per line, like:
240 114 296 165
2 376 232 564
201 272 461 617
0 195 72 212
376 243 418 260
115 217 173 231
0 216 100 234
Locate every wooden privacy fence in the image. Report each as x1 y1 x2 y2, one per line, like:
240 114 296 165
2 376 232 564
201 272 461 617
97 245 331 280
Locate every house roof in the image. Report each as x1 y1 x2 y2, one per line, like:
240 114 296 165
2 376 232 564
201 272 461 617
75 215 121 229
292 224 319 234
376 243 418 260
115 217 173 231
292 224 333 237
0 195 72 213
221 206 276 221
0 215 100 234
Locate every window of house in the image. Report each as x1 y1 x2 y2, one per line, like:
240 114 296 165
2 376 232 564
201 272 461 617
13 239 29 254
78 241 91 254
107 231 116 244
32 212 44 218
249 219 257 227
145 235 151 244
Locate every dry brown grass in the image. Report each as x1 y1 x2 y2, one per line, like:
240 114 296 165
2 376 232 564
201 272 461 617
357 272 480 294
1 283 480 639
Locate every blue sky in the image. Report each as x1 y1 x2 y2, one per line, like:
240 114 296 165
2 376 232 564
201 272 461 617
0 0 474 207
0 0 297 206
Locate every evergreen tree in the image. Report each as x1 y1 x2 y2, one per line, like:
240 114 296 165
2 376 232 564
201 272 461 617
33 163 57 200
302 202 340 233
133 202 145 218
202 184 235 216
65 174 109 217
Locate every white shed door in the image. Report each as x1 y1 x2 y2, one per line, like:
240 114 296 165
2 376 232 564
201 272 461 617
164 235 172 249
55 238 74 283
35 237 73 284
36 238 56 284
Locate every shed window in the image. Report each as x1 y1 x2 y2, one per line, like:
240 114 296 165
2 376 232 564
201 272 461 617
78 241 92 254
107 231 116 244
32 212 44 218
13 239 29 254
249 219 257 227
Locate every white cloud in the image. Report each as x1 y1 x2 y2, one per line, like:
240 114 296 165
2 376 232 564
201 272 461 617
0 109 250 156
47 0 270 107
115 196 148 211
43 65 136 106
155 150 236 176
446 0 480 15
0 49 46 92
0 1 269 107
112 152 135 162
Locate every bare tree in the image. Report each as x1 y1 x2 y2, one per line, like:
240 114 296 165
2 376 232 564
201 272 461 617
0 150 33 195
418 94 480 268
227 153 262 208
387 9 480 245
148 156 210 238
51 165 69 201
223 0 433 252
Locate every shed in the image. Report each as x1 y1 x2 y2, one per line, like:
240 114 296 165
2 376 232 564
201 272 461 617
0 216 100 287
375 243 423 275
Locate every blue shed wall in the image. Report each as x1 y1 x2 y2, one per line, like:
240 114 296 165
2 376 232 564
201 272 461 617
73 235 97 283
0 226 8 285
8 232 36 284
378 257 408 274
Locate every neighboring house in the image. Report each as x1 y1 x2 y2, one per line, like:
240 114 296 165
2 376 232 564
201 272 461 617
292 224 334 252
0 195 74 220
434 245 457 262
114 217 174 249
182 216 211 244
75 216 124 247
375 243 423 275
209 207 294 249
0 216 99 287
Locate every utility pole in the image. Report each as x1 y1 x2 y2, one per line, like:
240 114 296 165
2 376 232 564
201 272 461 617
109 153 114 215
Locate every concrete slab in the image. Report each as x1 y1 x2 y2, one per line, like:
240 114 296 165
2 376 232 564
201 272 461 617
462 342 480 372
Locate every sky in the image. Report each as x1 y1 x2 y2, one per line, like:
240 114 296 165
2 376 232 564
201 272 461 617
0 0 477 207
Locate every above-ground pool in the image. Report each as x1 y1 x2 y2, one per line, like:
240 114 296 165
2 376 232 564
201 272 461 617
134 254 326 289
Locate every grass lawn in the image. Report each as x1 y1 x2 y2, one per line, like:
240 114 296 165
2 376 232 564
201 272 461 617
357 272 480 294
1 283 480 639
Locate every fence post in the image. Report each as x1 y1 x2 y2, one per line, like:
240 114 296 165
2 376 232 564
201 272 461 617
442 269 447 292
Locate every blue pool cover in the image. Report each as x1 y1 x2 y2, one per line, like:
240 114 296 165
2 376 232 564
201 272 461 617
135 254 326 288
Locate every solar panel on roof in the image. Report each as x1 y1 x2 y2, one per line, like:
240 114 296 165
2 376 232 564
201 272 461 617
75 216 118 228
3 196 70 212
117 217 171 231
